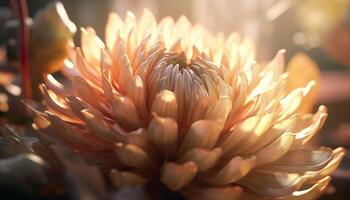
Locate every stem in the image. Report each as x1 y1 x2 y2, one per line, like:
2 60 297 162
11 0 32 99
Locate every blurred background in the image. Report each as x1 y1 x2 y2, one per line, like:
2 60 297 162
1 0 350 199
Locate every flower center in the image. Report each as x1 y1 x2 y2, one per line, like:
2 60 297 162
146 51 227 127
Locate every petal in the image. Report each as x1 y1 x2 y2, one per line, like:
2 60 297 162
282 176 330 200
105 13 123 50
228 113 275 155
261 49 286 81
43 74 66 96
178 120 224 155
218 115 260 156
111 95 144 130
114 143 153 170
205 96 232 121
110 169 146 188
182 186 242 200
150 90 178 120
244 114 299 155
202 156 256 185
178 148 222 172
255 133 295 166
260 147 334 173
75 48 101 87
71 75 103 110
40 84 81 124
116 54 133 93
125 128 152 152
66 96 92 120
187 85 210 124
276 81 315 122
239 170 307 197
80 27 105 67
291 105 327 149
81 108 125 142
161 161 197 191
126 76 148 120
46 112 85 144
100 67 117 111
148 114 178 157
304 147 345 183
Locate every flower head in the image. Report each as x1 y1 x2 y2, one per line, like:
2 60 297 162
31 9 345 200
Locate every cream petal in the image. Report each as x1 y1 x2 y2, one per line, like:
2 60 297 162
135 49 164 82
147 62 166 105
114 143 153 170
111 95 144 130
138 9 156 40
205 96 232 121
66 96 92 120
217 78 233 98
43 74 67 96
126 29 136 61
246 63 261 91
178 148 222 172
304 147 345 183
231 81 248 113
75 48 101 87
218 115 260 155
111 35 125 80
32 112 51 130
291 105 327 149
40 84 81 124
261 49 286 80
239 170 307 197
202 156 256 185
80 108 125 142
276 81 314 122
61 59 79 78
228 113 275 155
281 176 330 200
244 114 299 155
223 99 255 132
72 75 103 110
100 48 112 72
187 85 210 124
101 68 115 104
161 161 198 191
182 186 242 200
148 114 178 157
131 48 146 72
260 147 334 173
46 112 85 144
178 120 224 155
173 72 186 121
123 11 136 39
150 90 178 120
201 74 218 102
80 27 105 67
255 133 296 166
117 54 133 93
110 169 146 188
105 13 123 50
126 76 148 120
124 128 148 148
238 191 269 200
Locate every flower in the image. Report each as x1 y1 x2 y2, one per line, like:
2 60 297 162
30 9 345 200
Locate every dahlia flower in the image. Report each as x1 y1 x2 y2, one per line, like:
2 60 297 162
30 9 345 200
